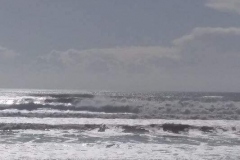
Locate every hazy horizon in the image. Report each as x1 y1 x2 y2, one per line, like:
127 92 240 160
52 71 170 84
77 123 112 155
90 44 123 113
1 0 240 92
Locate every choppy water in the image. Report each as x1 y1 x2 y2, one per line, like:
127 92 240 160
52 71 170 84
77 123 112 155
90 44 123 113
0 89 239 159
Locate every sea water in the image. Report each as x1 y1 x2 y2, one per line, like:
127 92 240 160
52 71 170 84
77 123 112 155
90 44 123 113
0 89 239 159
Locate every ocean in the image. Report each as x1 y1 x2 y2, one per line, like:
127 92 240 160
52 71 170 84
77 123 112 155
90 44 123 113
0 89 239 159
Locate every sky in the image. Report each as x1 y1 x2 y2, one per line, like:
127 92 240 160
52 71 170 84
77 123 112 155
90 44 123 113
1 0 240 92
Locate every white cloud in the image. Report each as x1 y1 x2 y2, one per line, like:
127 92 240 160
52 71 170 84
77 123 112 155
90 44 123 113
206 0 240 14
40 46 179 74
33 27 240 91
2 27 240 91
0 46 18 60
173 27 240 46
173 27 240 67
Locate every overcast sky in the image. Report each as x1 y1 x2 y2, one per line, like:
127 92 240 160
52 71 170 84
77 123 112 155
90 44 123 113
1 0 240 92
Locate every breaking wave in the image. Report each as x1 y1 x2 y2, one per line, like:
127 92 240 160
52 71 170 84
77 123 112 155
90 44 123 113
0 103 140 113
0 90 240 120
0 123 238 135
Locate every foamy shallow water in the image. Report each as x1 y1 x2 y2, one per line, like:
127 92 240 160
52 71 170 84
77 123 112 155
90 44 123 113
0 117 239 128
0 118 239 160
0 143 239 160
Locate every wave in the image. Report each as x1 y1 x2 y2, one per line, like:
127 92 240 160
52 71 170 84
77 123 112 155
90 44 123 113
0 109 137 119
1 90 240 120
0 103 140 113
0 123 238 135
0 102 240 120
0 110 240 120
0 95 94 106
31 93 95 98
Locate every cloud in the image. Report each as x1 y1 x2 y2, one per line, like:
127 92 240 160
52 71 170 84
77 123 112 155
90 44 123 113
0 46 18 60
173 27 240 67
21 27 233 91
206 0 240 14
42 27 240 73
0 46 19 72
33 46 181 91
2 27 240 91
40 46 179 75
173 27 240 45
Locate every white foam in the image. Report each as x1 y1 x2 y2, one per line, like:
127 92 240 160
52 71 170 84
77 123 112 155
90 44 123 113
0 142 239 160
0 109 134 115
0 117 239 128
0 95 49 105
